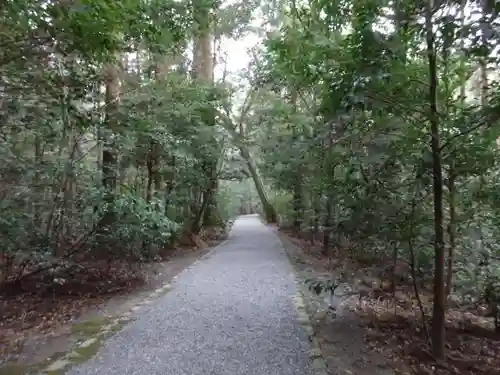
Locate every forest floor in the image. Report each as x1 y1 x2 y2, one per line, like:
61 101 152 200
277 227 500 375
0 231 228 373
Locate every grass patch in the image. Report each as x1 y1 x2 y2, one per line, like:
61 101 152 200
0 317 130 375
71 317 114 337
73 339 102 363
70 319 128 366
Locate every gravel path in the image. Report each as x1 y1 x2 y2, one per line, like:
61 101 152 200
68 215 314 375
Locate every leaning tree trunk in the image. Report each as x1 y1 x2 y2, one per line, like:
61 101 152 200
221 116 277 224
239 146 277 223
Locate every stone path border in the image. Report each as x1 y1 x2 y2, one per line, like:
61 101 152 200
42 282 174 374
292 283 329 375
39 237 229 374
276 226 330 375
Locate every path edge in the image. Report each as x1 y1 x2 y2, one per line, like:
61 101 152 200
38 241 227 374
272 225 330 375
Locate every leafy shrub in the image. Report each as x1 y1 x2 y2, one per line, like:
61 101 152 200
107 193 181 259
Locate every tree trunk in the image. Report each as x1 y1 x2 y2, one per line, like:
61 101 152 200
192 0 220 230
479 0 489 107
99 56 121 231
201 158 222 227
239 146 277 223
323 193 333 256
393 0 408 64
426 4 446 359
144 55 174 208
164 155 176 215
34 134 43 229
146 149 154 203
445 168 456 298
312 190 321 233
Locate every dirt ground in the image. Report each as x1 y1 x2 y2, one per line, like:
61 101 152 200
276 226 500 375
276 228 396 375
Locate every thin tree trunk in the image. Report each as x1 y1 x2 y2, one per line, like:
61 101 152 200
148 53 177 206
479 0 489 107
445 168 456 298
291 91 302 231
426 3 446 359
34 134 43 229
164 155 176 215
99 55 121 231
394 0 408 64
146 151 154 203
323 193 333 256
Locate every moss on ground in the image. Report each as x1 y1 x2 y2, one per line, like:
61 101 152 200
71 317 114 337
0 317 129 375
71 319 128 365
